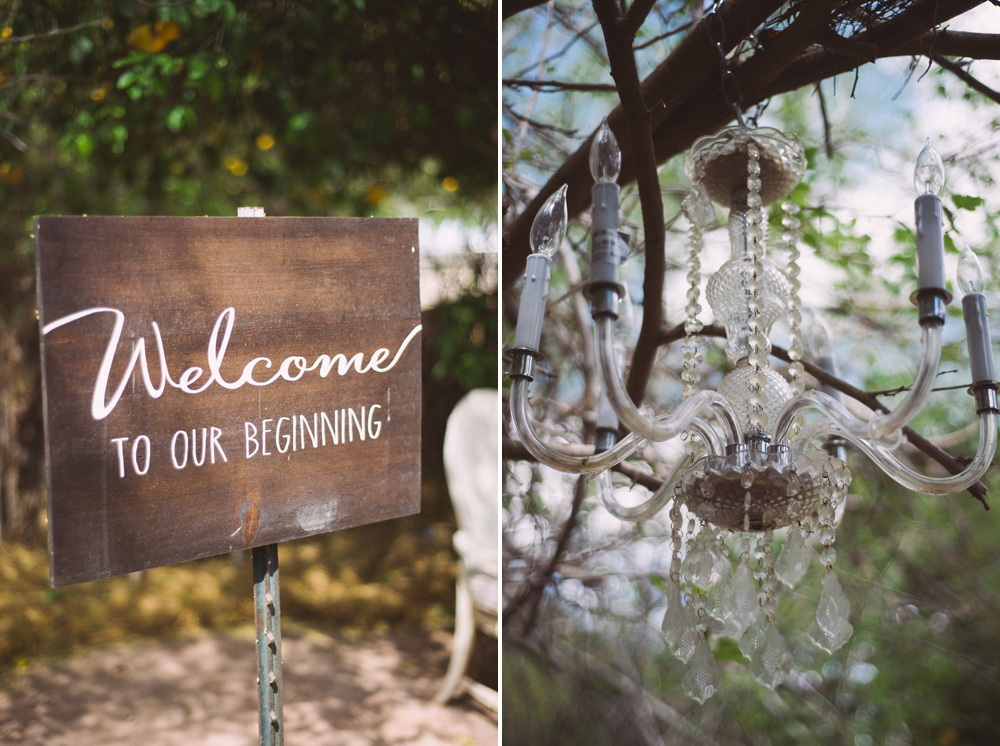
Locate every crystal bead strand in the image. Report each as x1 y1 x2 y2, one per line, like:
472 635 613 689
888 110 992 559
809 471 853 653
681 187 706 399
748 530 793 688
745 141 771 434
782 200 805 396
661 494 687 648
760 530 778 623
675 509 700 662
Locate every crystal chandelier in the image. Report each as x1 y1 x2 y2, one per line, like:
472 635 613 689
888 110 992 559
507 121 998 702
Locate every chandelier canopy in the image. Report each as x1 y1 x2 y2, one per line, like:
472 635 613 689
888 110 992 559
507 121 998 701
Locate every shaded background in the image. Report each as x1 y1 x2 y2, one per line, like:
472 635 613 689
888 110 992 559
0 0 497 694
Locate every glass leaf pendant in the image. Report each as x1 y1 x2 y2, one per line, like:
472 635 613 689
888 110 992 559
682 639 723 703
749 623 793 689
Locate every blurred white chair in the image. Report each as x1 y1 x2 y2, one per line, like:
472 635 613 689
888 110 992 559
433 388 499 711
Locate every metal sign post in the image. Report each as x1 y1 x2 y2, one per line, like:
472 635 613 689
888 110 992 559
253 543 283 744
239 208 284 745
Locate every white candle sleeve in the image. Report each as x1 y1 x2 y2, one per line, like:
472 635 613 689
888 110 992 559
914 194 945 291
963 293 996 384
591 182 621 287
512 254 552 352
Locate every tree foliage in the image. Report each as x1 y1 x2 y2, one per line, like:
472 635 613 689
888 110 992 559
1 0 495 220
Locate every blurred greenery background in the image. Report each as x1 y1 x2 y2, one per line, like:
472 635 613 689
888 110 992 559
0 0 496 681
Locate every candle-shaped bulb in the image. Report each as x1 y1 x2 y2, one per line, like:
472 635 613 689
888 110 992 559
589 119 621 184
957 245 986 296
530 184 568 258
914 139 945 196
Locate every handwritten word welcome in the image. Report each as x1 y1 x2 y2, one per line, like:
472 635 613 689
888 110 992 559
43 307 421 421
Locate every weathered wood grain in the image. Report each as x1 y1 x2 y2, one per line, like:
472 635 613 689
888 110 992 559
36 217 421 587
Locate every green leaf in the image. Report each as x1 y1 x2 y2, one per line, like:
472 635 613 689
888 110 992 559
714 637 747 663
116 69 139 89
73 133 93 159
166 105 196 133
952 194 984 211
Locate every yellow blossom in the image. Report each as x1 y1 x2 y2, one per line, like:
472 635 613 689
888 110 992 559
365 185 388 205
1 28 12 39
127 20 180 53
442 176 459 193
224 157 248 176
255 134 275 151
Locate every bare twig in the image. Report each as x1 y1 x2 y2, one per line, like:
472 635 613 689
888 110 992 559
504 77 617 92
0 127 28 152
518 475 589 633
0 19 108 45
816 81 835 159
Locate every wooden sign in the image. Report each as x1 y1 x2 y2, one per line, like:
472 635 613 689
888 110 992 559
35 217 421 587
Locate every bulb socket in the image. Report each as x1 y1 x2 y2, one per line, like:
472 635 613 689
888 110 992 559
594 428 619 454
971 382 999 415
914 289 950 327
508 349 538 380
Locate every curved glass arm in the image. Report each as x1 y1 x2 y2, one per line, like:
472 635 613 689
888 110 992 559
792 413 997 495
594 316 743 444
774 325 943 444
595 466 677 522
511 378 642 473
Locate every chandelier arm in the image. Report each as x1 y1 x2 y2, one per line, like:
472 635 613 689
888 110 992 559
773 325 943 444
510 377 641 473
793 414 998 496
595 466 677 522
595 315 744 444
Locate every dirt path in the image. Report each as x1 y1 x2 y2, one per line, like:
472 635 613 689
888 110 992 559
0 628 497 745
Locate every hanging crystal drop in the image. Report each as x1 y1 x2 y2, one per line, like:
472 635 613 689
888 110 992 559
809 571 853 653
739 609 768 660
719 559 758 636
682 639 723 703
687 523 730 589
663 502 686 646
760 529 779 623
674 600 700 663
749 623 794 689
662 561 686 647
686 527 713 589
774 523 811 588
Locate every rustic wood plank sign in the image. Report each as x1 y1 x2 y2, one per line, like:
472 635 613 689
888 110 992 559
35 217 421 587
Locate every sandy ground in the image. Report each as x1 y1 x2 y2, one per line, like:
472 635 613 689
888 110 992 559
0 628 497 745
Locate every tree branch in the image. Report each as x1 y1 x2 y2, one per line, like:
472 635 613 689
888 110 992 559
897 30 1000 59
503 0 551 20
516 474 589 634
592 0 666 405
503 77 618 92
930 54 1000 104
504 0 989 289
621 0 658 40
